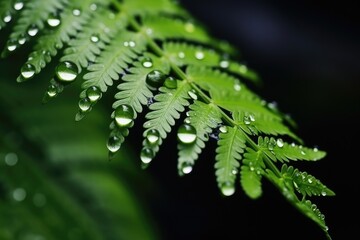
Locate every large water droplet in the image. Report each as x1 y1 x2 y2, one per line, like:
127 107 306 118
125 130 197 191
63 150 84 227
164 76 177 89
146 129 160 145
146 70 166 89
220 182 235 196
114 104 135 127
47 13 61 27
5 152 18 166
14 1 24 11
141 57 153 68
181 162 193 174
78 98 92 112
13 188 26 201
27 25 38 36
20 63 35 79
55 61 78 83
86 86 102 102
107 136 121 153
140 147 154 164
177 124 197 144
276 138 284 148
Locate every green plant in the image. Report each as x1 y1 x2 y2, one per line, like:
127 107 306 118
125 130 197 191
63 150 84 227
0 0 335 239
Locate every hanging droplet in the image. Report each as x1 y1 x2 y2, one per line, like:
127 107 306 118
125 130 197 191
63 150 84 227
47 12 61 27
140 147 154 164
164 76 177 89
146 129 160 145
13 188 26 202
195 51 205 60
72 9 81 16
180 162 193 174
187 90 198 100
219 125 228 133
14 1 24 11
220 182 235 196
177 124 197 144
78 98 92 112
114 104 135 127
20 63 36 80
6 39 17 52
17 34 27 45
146 70 166 89
243 115 251 125
46 84 58 98
90 33 100 43
268 138 276 151
27 25 38 36
321 191 327 196
86 86 102 102
3 13 12 23
141 57 153 68
107 136 121 153
55 61 78 83
276 138 284 148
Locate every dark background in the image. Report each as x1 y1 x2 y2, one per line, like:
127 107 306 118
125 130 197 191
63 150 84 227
144 1 360 240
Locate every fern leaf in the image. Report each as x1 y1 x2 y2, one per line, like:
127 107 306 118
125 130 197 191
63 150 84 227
1 0 66 57
240 147 265 199
177 101 222 175
281 164 335 197
215 126 246 196
122 0 185 16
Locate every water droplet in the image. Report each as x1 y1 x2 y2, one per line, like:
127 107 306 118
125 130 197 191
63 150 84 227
47 13 61 27
268 138 276 151
177 124 197 144
46 84 58 97
146 129 160 145
147 97 154 106
13 188 26 202
219 125 228 133
181 162 193 174
321 191 327 196
140 147 154 164
90 3 97 11
114 104 135 127
129 41 136 47
301 150 306 156
243 115 251 125
146 70 166 89
164 76 177 89
249 114 256 122
141 57 153 68
276 138 284 148
107 136 121 153
146 28 153 35
86 86 102 102
234 82 241 91
3 13 11 23
7 39 17 52
239 64 248 73
90 33 100 43
184 22 195 33
78 98 92 112
291 142 296 147
72 9 81 16
5 152 18 166
55 61 78 83
268 101 278 111
187 90 198 100
313 147 319 152
308 177 313 184
219 60 229 69
195 51 204 60
14 1 24 11
17 34 27 45
33 193 46 207
27 25 38 36
231 169 238 175
20 63 36 79
220 182 235 196
178 52 185 59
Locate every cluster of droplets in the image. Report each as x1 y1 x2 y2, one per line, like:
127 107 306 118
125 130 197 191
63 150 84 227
267 137 284 151
107 104 135 155
76 86 103 118
177 123 197 174
140 129 161 165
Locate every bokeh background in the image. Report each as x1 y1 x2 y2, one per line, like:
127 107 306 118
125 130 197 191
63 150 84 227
1 0 359 240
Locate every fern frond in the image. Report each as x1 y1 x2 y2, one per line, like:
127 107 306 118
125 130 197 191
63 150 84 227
215 126 246 196
177 101 222 175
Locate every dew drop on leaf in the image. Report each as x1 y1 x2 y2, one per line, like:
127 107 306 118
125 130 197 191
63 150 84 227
180 162 193 174
146 129 160 145
177 124 197 144
195 51 204 60
55 61 79 83
220 182 235 196
27 25 38 36
47 13 61 27
20 63 35 79
219 125 228 133
78 98 92 112
219 60 229 69
7 39 17 52
164 76 177 89
276 138 284 148
46 84 58 98
146 70 166 89
178 52 185 59
13 1 24 11
114 104 135 127
90 33 100 43
3 13 11 23
72 9 81 16
86 86 102 102
187 90 198 100
18 34 27 45
141 57 153 68
107 136 121 153
140 147 154 164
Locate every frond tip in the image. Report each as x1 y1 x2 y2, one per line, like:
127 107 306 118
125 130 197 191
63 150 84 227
0 0 334 238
